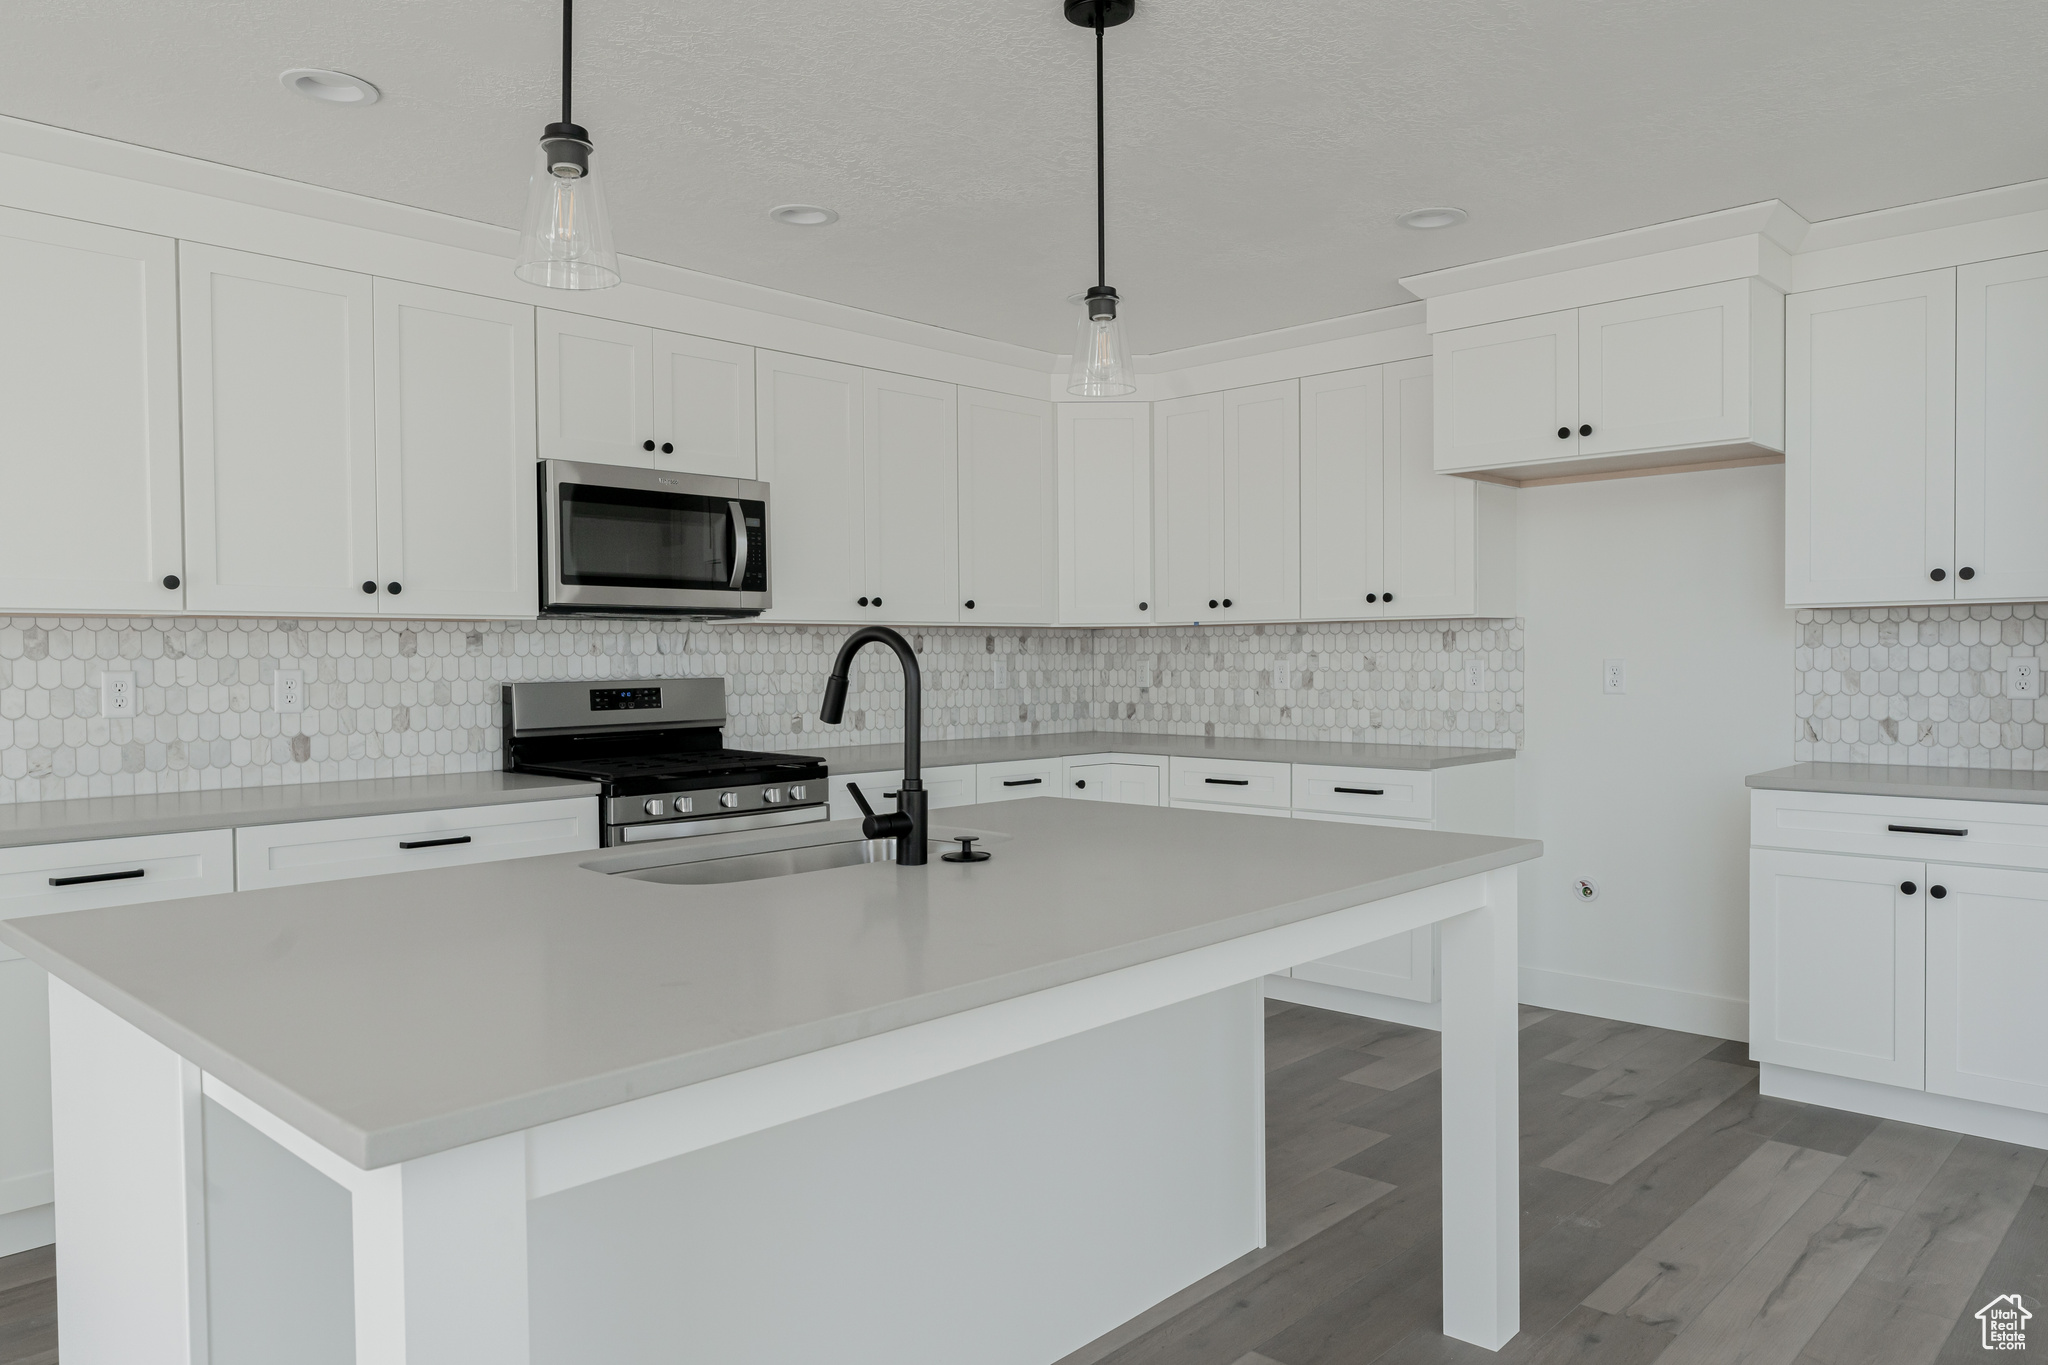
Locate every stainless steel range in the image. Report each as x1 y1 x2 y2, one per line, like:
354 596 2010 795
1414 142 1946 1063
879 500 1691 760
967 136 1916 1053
502 678 828 846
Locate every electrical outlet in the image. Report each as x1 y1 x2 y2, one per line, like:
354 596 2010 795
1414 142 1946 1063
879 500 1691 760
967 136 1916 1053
100 672 135 718
1603 658 1627 695
1274 663 1292 690
273 669 306 714
1462 661 1484 692
1573 878 1600 903
992 658 1009 689
2008 658 2041 701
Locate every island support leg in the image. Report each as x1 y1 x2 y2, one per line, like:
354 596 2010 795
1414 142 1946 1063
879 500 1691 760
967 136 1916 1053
1437 866 1520 1351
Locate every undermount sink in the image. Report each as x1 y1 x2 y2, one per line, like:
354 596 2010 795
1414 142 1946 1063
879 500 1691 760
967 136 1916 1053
618 838 935 886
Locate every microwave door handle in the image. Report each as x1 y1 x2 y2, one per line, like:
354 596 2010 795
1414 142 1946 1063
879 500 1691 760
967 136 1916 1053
727 500 749 590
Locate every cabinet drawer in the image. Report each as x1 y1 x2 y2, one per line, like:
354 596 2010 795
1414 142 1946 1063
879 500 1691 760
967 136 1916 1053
0 829 235 960
828 767 975 822
976 758 1062 802
1751 789 2048 869
1292 766 1433 822
1168 757 1291 810
235 797 598 890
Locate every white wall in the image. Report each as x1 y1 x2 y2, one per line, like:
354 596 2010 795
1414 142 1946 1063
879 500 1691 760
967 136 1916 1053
1514 463 1794 1039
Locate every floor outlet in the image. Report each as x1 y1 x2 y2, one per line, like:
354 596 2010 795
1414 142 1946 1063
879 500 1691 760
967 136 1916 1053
2008 658 2041 700
1603 659 1627 695
1574 878 1599 902
1462 661 1484 692
273 669 306 713
101 672 135 718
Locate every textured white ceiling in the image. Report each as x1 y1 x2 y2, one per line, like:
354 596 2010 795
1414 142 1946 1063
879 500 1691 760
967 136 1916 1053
7 0 2048 353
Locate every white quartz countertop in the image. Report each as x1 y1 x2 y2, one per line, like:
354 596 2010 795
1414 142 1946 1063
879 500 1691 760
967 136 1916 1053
1 799 1539 1170
802 730 1515 775
0 772 602 850
1746 763 2048 805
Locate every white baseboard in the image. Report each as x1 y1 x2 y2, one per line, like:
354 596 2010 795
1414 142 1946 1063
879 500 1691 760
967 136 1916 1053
1262 975 1441 1030
1760 1064 2048 1148
1518 966 1747 1041
0 1202 53 1259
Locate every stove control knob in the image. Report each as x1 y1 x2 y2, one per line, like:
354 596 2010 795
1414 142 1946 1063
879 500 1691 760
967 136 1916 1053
789 784 807 802
675 796 694 814
763 787 784 804
642 798 665 818
719 791 740 810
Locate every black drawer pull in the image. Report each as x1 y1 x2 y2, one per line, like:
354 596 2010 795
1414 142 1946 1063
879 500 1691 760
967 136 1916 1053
883 792 899 800
399 835 473 850
1204 777 1251 786
1887 824 1967 837
1002 778 1043 787
1334 786 1386 796
48 868 145 888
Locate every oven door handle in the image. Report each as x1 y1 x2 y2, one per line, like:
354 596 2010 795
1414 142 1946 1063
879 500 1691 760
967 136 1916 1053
727 500 749 591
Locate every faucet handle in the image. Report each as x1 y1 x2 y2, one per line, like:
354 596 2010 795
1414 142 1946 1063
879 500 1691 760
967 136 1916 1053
844 780 876 820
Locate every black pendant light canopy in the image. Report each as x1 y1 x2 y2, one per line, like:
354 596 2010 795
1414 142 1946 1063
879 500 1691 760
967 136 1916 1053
1065 0 1136 395
515 0 621 289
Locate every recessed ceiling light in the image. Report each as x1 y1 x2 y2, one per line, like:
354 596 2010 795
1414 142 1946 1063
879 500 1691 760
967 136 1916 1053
1396 207 1468 230
280 68 381 105
768 205 838 227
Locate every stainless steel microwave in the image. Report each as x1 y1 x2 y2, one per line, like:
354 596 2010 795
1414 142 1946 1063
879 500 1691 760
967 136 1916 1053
539 460 770 618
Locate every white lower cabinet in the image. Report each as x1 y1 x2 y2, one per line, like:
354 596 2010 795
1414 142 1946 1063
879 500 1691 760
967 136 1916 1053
235 798 598 890
1289 810 1437 1003
1924 863 2048 1112
1168 757 1291 811
975 758 1061 803
1062 756 1165 805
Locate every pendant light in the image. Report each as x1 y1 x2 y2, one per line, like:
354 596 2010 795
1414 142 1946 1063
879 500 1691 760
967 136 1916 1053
515 0 621 289
1066 0 1136 396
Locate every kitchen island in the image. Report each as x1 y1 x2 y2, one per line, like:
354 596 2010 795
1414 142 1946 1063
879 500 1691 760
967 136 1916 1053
2 797 1540 1365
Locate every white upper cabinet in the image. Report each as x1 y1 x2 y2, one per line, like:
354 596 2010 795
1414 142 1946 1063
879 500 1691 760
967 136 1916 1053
1434 280 1783 483
1058 403 1153 625
958 388 1055 625
756 351 866 622
1956 252 2048 603
1221 381 1300 620
372 280 537 619
180 244 379 617
1785 270 1957 607
0 207 183 614
1299 366 1386 621
538 311 754 477
1151 392 1223 624
866 370 958 624
1378 360 1477 618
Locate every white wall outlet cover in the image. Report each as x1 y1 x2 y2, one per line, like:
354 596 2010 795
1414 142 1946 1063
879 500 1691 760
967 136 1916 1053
1274 663 1292 690
2008 658 2041 700
992 658 1009 689
1462 661 1484 692
1573 878 1599 902
1602 659 1626 695
100 672 136 718
273 669 306 713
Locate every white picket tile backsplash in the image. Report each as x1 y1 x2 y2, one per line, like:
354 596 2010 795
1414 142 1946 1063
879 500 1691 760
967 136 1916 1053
0 615 1522 805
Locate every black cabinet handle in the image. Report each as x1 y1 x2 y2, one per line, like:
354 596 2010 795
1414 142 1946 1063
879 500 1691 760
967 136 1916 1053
1900 880 1917 895
1367 593 1378 603
1204 777 1250 786
1222 598 1233 608
399 835 472 850
858 597 870 606
872 597 882 607
1001 777 1043 787
362 581 378 594
49 868 145 888
387 581 402 596
1209 599 1219 609
1383 592 1394 603
965 600 975 609
1887 824 1967 837
1579 423 1592 437
1557 426 1571 439
1138 601 1148 611
1334 786 1386 796
1074 779 1086 788
1930 568 1947 582
1959 566 1976 580
643 440 656 451
162 574 181 590
1930 884 1948 899
883 791 899 800
660 442 674 454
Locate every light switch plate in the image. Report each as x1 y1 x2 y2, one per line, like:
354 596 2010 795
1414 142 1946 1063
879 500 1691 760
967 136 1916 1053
2009 658 2041 700
1603 659 1626 695
101 672 136 718
273 669 306 713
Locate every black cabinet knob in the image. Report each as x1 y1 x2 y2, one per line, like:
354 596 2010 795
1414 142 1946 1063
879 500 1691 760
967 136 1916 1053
1959 566 1976 580
362 581 377 594
1075 779 1086 789
1930 568 1947 582
1901 880 1917 895
1930 884 1948 899
387 582 402 596
1557 426 1571 439
965 600 975 609
1138 601 1148 611
660 442 674 454
1367 593 1378 603
642 440 655 451
872 597 882 607
162 574 180 590
1383 592 1394 603
858 597 869 606
1579 423 1592 437
1222 598 1233 608
1209 599 1219 609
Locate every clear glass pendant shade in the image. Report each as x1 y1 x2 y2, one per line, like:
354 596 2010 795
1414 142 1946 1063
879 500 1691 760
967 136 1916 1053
514 133 621 290
1068 293 1135 396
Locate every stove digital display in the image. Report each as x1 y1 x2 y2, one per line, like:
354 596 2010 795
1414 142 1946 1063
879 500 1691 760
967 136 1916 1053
589 687 662 712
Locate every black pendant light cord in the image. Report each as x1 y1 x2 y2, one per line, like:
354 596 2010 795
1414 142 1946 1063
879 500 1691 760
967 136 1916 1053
1095 8 1107 290
561 0 574 127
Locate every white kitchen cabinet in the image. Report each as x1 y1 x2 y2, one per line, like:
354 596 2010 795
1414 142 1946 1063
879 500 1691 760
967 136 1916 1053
827 766 976 822
1151 383 1299 624
1785 270 1957 606
1924 863 2048 1113
538 312 755 478
1064 760 1163 806
866 371 959 625
958 389 1056 625
1289 810 1437 1002
1748 848 1926 1089
180 244 379 616
975 758 1062 802
1956 253 2048 603
372 281 537 619
0 207 184 614
1168 757 1291 811
757 351 867 622
1151 392 1222 624
1434 280 1783 483
1301 361 1513 622
234 798 598 890
1058 403 1153 625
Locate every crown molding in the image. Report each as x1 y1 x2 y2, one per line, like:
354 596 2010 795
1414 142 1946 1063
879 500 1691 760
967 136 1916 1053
1800 175 2048 253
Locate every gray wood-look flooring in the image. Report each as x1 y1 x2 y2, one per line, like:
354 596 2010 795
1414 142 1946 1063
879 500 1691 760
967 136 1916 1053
0 1003 2039 1365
